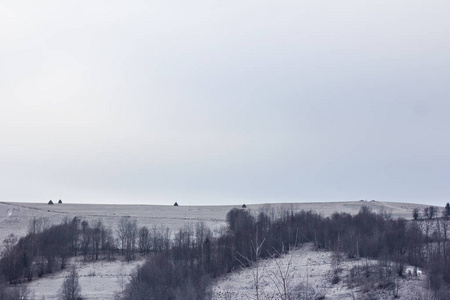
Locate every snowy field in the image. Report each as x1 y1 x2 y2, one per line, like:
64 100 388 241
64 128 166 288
0 200 428 244
211 243 427 300
0 200 432 299
26 257 143 300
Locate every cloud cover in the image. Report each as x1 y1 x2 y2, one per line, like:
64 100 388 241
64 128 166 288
1 0 450 205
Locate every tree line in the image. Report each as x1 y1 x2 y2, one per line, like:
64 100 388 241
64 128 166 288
1 203 450 299
0 216 172 286
124 204 450 299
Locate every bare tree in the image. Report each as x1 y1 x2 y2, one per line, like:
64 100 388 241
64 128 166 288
424 206 437 220
117 217 138 261
442 212 450 262
1 234 19 283
91 220 104 260
424 207 430 219
102 228 116 260
267 249 294 300
150 225 171 253
195 221 211 247
125 219 138 262
423 218 433 258
80 220 91 257
69 217 80 256
138 226 151 254
235 238 265 300
28 217 47 236
59 265 82 300
117 217 128 256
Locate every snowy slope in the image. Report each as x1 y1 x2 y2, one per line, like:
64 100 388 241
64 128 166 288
0 200 433 299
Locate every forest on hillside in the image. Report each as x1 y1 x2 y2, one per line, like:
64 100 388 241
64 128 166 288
1 203 450 299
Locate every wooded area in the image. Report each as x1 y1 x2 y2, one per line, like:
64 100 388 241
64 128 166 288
1 203 450 299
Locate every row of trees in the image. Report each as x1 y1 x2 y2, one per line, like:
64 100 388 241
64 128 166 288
123 204 450 299
0 216 173 284
2 203 450 299
413 205 447 220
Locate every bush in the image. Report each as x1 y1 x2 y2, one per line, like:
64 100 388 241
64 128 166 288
332 274 340 284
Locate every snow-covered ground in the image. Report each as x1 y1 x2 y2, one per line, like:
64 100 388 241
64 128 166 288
0 202 236 244
0 200 428 244
25 257 144 300
211 243 427 300
15 244 428 300
0 200 433 299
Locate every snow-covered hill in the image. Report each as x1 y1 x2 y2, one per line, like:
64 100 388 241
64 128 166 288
211 243 428 300
0 200 434 299
0 200 427 244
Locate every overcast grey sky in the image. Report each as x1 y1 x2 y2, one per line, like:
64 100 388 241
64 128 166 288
1 0 449 206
